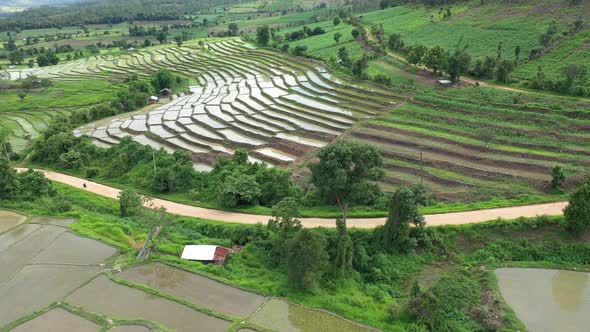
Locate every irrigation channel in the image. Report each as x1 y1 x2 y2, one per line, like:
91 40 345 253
0 211 378 331
19 168 568 228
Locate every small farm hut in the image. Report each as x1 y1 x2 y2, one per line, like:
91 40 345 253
148 96 159 104
160 88 172 96
180 245 231 264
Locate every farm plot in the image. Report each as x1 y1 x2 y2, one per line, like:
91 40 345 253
0 213 116 327
65 275 232 332
348 91 590 201
116 262 266 318
10 308 101 332
68 38 402 167
250 298 376 332
0 110 73 153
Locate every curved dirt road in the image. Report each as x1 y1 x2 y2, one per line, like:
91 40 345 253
22 168 568 228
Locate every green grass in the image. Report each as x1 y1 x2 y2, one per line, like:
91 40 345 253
0 79 121 113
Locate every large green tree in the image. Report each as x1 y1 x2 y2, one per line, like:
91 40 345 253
564 179 590 235
256 25 270 47
0 157 20 199
383 187 424 253
446 48 471 82
310 140 383 230
286 229 328 290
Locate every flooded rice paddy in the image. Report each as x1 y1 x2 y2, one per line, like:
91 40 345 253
65 275 232 332
251 299 376 332
117 262 266 317
0 210 26 233
496 268 590 332
0 212 116 328
11 308 101 332
1 211 379 331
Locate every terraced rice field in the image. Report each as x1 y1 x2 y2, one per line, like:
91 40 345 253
52 38 401 167
348 93 590 200
0 110 72 153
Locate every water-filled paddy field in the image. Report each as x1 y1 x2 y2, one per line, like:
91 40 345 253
496 268 590 332
1 211 379 331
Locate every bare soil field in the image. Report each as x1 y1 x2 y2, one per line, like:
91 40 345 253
117 262 266 317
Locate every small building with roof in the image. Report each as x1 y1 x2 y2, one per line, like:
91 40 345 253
180 245 231 264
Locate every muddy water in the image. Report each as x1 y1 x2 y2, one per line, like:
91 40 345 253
32 232 116 265
117 262 266 317
66 276 231 332
250 299 376 332
0 265 99 325
0 211 26 234
496 268 590 332
11 308 100 332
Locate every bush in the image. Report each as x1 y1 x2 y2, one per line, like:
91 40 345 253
85 167 99 178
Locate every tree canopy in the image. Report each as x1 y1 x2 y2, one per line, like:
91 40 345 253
309 140 383 229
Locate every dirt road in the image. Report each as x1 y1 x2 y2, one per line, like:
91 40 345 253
22 168 568 228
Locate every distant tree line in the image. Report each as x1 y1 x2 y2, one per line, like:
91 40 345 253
0 0 243 31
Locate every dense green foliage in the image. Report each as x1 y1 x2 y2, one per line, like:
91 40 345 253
310 140 384 228
0 0 242 31
564 179 590 235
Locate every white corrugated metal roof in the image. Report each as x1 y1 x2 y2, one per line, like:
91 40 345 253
181 245 217 261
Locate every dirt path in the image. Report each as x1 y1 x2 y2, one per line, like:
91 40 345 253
22 168 568 228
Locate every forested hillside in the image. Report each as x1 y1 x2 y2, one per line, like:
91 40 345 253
0 0 241 30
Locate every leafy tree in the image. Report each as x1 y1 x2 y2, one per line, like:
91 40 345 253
0 157 21 199
388 33 404 51
333 32 342 43
564 179 590 235
446 48 471 82
268 196 302 237
551 165 566 192
118 188 145 217
256 25 270 46
310 140 383 230
383 187 424 253
352 55 369 77
293 45 308 56
423 46 448 74
407 45 427 65
219 174 261 207
18 169 54 199
143 39 151 47
351 29 360 39
18 92 27 103
333 17 341 25
338 47 351 67
8 51 24 65
561 64 588 88
174 35 183 47
287 229 328 290
228 23 238 36
333 218 353 275
151 69 175 91
59 149 83 169
156 31 167 44
495 59 514 83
